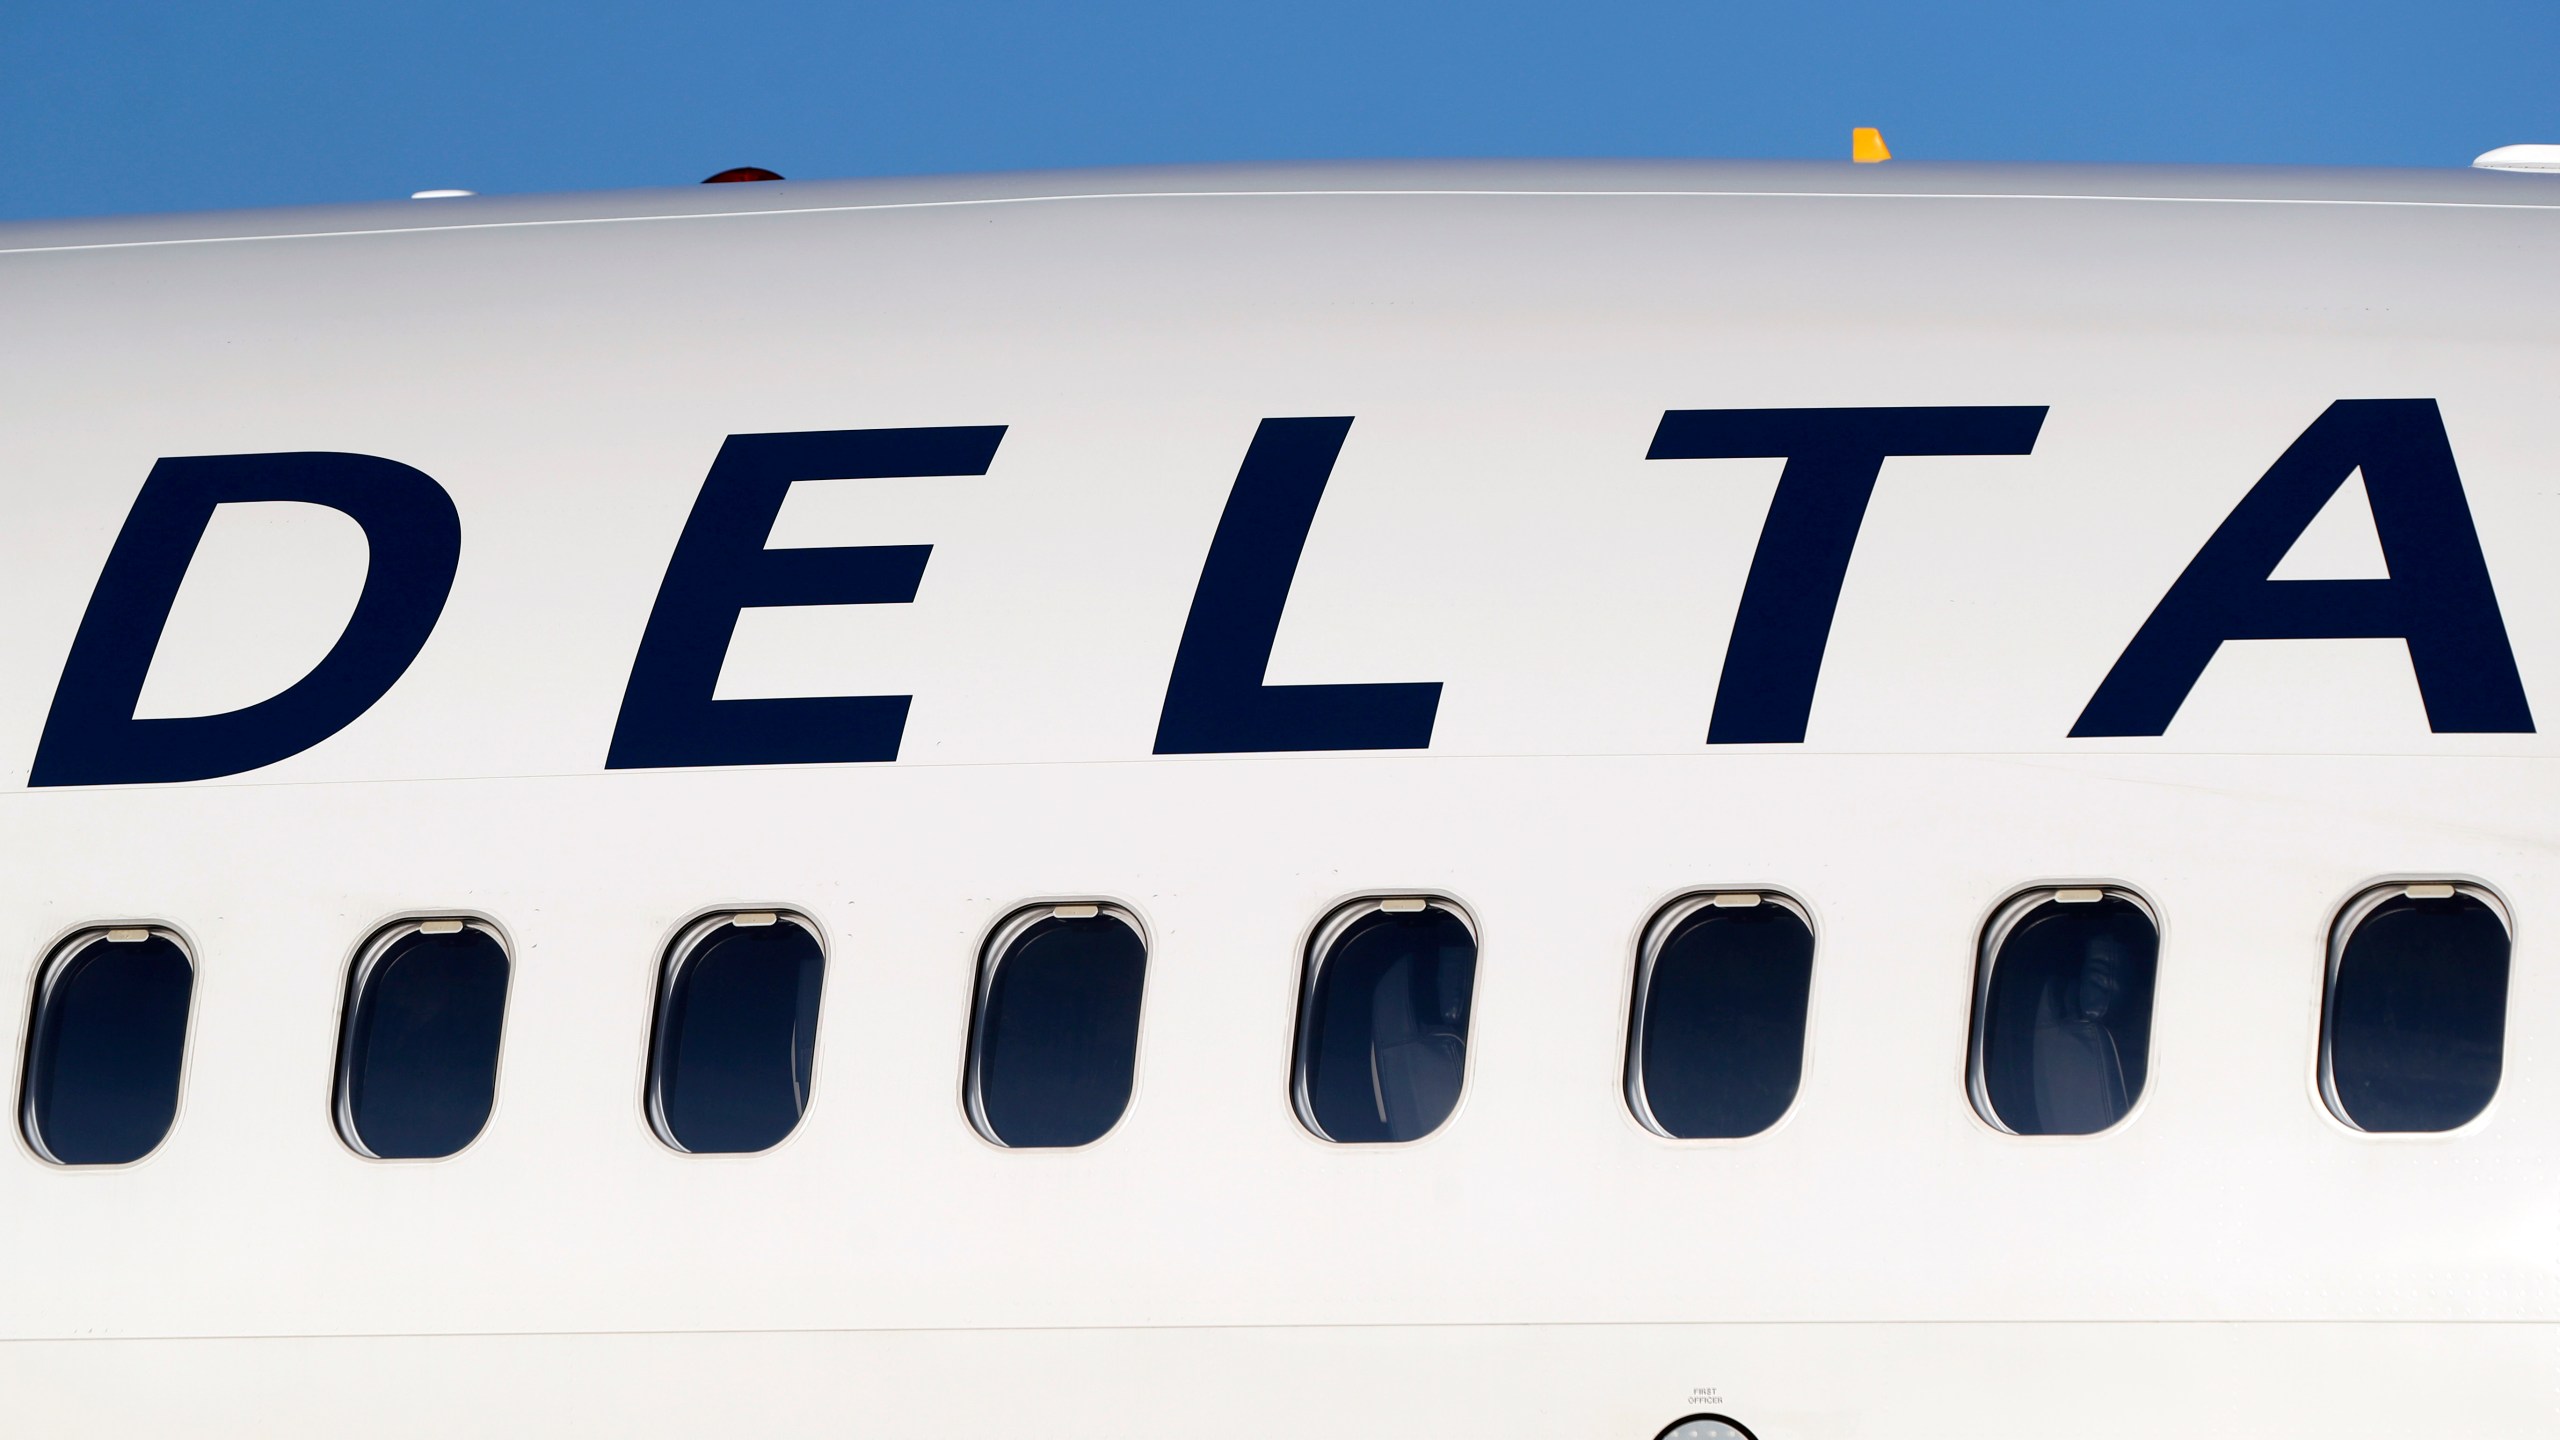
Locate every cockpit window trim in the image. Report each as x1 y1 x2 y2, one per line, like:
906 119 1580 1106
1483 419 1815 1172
1652 1414 1763 1440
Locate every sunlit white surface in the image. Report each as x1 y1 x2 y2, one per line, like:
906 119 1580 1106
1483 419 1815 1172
0 160 2554 1437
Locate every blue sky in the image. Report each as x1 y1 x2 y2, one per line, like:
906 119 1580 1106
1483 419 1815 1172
5 2 2557 221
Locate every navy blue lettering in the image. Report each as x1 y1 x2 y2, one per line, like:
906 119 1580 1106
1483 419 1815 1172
1648 406 2048 744
1153 417 1441 754
30 452 462 787
606 426 1005 769
2072 400 2530 737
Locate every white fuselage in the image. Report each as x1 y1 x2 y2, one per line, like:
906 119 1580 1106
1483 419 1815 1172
0 160 2554 1436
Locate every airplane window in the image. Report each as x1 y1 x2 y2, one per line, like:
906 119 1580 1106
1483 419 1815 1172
646 912 825 1154
2322 884 2509 1133
1970 889 2158 1136
967 904 1147 1148
1627 893 1814 1139
20 927 194 1166
334 920 510 1160
1293 898 1477 1144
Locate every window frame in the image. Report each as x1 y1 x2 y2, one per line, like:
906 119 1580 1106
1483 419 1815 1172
1288 893 1481 1146
962 900 1151 1150
644 907 828 1155
331 914 513 1162
1965 883 2161 1138
2317 879 2512 1136
18 922 198 1169
1623 888 1817 1142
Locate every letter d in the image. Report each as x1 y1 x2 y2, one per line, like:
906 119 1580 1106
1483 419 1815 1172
31 452 462 786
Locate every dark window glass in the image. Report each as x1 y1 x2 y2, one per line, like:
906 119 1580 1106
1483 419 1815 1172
969 907 1147 1148
1972 892 2158 1136
1630 896 1814 1139
647 914 825 1154
335 922 510 1159
1294 901 1477 1143
2325 887 2509 1133
21 929 194 1166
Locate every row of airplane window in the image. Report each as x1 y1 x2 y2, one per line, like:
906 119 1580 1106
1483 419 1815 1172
9 882 2511 1166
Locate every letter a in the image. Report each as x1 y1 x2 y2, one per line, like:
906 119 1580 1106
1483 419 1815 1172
2072 399 2531 737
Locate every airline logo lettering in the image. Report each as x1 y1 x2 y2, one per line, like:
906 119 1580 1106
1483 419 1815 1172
24 400 2531 787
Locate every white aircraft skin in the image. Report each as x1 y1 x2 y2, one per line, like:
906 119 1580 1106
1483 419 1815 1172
0 159 2555 1436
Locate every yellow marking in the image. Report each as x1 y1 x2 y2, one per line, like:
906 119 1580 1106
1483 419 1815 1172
1853 127 1892 163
